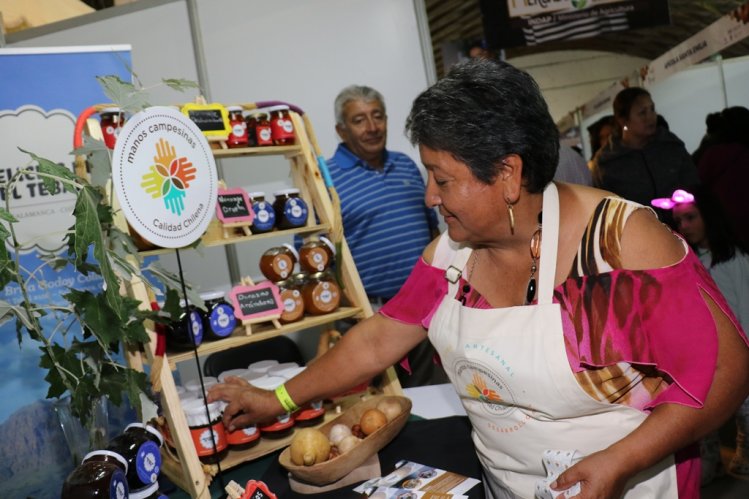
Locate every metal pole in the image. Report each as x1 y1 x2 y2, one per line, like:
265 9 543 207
185 0 241 284
412 0 437 85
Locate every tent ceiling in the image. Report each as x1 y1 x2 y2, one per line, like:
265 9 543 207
426 0 749 76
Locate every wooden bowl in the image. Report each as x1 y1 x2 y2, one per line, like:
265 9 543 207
279 395 411 485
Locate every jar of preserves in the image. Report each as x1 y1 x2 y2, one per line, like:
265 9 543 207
276 279 305 324
259 244 298 282
298 237 335 273
200 291 237 340
272 188 309 229
183 376 218 400
106 423 162 491
62 454 128 499
249 376 295 436
245 113 258 147
100 107 125 150
226 106 248 148
129 481 169 499
302 270 341 315
181 398 228 464
270 105 295 145
254 112 273 146
166 303 205 350
249 191 276 234
280 366 325 426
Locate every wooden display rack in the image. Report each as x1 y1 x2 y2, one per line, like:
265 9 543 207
78 104 403 498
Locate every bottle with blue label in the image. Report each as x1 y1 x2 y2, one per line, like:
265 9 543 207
166 301 205 350
272 188 309 229
249 191 276 234
200 290 237 340
62 450 129 499
106 423 164 492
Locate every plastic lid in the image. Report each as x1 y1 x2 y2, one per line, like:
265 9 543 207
184 376 218 393
129 481 159 499
82 449 129 473
249 375 285 390
267 362 300 377
282 243 300 261
200 290 226 302
100 107 121 114
218 368 250 383
182 398 223 425
273 188 301 197
226 105 243 112
247 359 279 373
319 236 336 255
125 422 165 447
277 365 306 380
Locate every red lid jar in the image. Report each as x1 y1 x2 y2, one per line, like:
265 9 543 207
269 105 295 146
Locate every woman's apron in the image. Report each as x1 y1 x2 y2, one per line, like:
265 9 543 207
428 183 678 498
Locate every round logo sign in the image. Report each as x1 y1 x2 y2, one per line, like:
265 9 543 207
112 106 217 248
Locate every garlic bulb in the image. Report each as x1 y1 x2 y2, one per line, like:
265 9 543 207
328 423 352 445
337 434 361 454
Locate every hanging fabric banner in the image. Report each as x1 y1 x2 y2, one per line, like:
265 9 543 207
480 0 671 49
641 1 749 86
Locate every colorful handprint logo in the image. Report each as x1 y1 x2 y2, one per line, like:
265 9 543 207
466 372 502 404
140 138 197 216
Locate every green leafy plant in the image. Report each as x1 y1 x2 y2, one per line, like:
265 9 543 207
0 74 201 431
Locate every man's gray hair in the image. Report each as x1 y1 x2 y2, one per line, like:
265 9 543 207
334 85 386 126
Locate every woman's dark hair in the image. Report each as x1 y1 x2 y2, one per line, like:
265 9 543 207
611 87 651 136
405 58 559 193
690 184 748 266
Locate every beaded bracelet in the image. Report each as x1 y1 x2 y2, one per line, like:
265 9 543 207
274 384 299 413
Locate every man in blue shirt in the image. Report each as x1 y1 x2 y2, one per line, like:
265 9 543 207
329 85 446 387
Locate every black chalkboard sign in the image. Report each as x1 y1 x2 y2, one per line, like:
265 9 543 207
228 282 283 321
216 188 254 224
181 103 230 136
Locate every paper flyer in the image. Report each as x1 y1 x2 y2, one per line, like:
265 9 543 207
354 460 480 497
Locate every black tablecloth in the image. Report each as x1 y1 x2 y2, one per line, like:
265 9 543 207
260 416 485 498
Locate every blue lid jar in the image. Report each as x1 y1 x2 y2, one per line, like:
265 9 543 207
166 302 205 351
249 191 276 233
272 188 309 230
200 291 237 340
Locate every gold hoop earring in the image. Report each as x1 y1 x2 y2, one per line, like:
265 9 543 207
506 203 515 235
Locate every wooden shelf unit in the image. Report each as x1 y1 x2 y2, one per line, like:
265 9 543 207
87 107 404 498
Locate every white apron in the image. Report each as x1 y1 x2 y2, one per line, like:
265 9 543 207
428 183 679 498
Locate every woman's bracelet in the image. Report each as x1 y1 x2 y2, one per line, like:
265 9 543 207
274 383 299 413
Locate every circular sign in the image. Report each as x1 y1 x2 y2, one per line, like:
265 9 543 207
112 106 217 248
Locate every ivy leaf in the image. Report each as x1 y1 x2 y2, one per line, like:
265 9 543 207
19 149 77 195
73 137 111 188
72 186 123 318
162 78 201 92
0 207 18 223
144 264 203 310
0 299 34 343
64 289 121 345
97 75 150 114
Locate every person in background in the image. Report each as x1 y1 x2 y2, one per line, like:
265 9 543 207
555 143 592 186
693 106 749 249
210 59 749 498
591 87 698 225
326 84 445 388
654 186 749 483
586 114 614 160
467 39 496 60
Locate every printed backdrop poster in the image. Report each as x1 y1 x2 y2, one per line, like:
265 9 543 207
0 45 132 499
480 0 671 48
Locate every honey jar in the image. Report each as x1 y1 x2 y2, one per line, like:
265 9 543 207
298 237 335 273
276 278 305 324
272 188 309 230
259 244 298 282
302 270 341 315
226 105 249 148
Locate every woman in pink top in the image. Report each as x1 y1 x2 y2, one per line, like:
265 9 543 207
209 60 749 498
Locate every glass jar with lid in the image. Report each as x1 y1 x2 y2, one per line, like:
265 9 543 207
269 105 295 145
301 270 341 315
298 236 336 273
259 244 298 282
254 112 273 146
200 290 237 340
100 107 125 150
165 301 205 350
272 188 309 229
226 105 248 148
249 191 276 233
276 278 305 324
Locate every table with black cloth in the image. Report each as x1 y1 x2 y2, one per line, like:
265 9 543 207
260 415 485 498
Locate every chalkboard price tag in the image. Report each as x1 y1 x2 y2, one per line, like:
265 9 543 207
240 480 277 499
216 187 254 224
181 103 231 136
228 282 283 321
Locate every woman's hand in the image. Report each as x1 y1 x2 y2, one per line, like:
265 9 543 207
207 376 281 431
551 448 631 499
